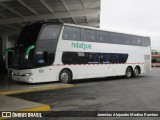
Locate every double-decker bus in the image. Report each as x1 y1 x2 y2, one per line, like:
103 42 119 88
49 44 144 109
12 22 151 83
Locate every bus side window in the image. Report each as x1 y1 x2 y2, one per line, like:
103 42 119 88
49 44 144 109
103 54 110 63
119 54 128 63
122 34 133 45
110 32 122 44
113 54 120 63
92 53 99 63
142 37 150 46
43 51 50 63
76 52 86 64
35 51 55 66
62 52 76 64
81 29 96 42
132 36 142 46
97 31 110 43
35 51 45 64
39 25 61 40
62 26 80 41
87 53 93 63
99 54 104 63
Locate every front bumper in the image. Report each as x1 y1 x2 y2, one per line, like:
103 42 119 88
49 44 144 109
12 75 35 83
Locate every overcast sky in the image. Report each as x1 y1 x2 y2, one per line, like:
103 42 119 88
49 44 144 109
100 0 160 50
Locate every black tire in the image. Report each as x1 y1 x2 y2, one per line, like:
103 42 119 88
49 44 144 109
59 69 72 83
133 67 139 77
126 67 133 78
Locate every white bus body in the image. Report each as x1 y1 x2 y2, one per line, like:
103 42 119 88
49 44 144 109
12 23 151 83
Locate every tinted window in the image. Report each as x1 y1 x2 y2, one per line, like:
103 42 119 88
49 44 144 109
119 54 128 63
39 25 62 40
142 37 150 46
111 54 120 63
62 52 128 64
97 31 110 43
132 36 142 46
76 52 87 64
110 32 121 44
17 23 42 47
103 54 111 63
37 25 61 52
62 26 80 41
62 52 76 64
81 29 96 42
88 53 100 63
122 34 133 45
34 51 55 67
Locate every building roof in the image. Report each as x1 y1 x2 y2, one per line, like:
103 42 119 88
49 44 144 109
0 0 100 34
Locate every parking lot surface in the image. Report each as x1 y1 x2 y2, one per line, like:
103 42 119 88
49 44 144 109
10 68 160 120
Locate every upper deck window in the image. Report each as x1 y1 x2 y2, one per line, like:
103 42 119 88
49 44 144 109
97 31 110 43
62 25 150 47
37 24 62 52
62 26 80 41
81 29 96 42
132 36 142 46
110 32 122 44
122 34 133 45
142 37 150 46
39 25 62 40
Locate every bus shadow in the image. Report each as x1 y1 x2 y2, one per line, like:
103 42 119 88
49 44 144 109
71 75 149 84
10 75 149 86
71 76 124 84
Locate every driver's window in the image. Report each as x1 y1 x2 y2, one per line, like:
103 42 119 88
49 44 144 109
35 51 55 66
35 51 46 64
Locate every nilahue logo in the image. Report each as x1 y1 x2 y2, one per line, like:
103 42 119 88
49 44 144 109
71 42 92 50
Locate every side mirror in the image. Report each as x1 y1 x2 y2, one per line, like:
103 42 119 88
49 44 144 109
3 48 14 59
25 45 35 60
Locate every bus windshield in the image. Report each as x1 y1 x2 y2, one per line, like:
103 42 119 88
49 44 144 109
17 23 42 47
13 23 62 69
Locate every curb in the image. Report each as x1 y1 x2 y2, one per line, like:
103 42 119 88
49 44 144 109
0 84 74 119
0 84 74 95
0 96 51 120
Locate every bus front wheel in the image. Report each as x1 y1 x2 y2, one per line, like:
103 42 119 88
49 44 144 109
59 69 72 83
126 67 133 78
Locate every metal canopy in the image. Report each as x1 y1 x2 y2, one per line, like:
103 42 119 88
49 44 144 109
0 0 100 33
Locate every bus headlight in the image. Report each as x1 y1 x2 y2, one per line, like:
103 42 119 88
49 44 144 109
22 73 33 76
12 72 16 75
28 78 33 82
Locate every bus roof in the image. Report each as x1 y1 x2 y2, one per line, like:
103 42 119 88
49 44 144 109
63 23 150 38
28 22 150 38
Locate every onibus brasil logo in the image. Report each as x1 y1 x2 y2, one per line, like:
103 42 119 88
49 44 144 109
71 42 92 50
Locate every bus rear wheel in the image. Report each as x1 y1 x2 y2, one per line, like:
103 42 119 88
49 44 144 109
59 69 72 83
133 67 139 77
126 67 133 78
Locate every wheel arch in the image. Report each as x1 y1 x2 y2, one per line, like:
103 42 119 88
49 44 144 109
125 66 134 78
135 65 141 74
59 68 73 80
127 65 133 72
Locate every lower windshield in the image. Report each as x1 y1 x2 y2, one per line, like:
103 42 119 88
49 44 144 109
13 47 56 69
13 47 34 69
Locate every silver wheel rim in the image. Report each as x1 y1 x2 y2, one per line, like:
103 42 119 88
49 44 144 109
60 72 68 82
127 68 131 77
127 71 131 77
135 69 139 76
